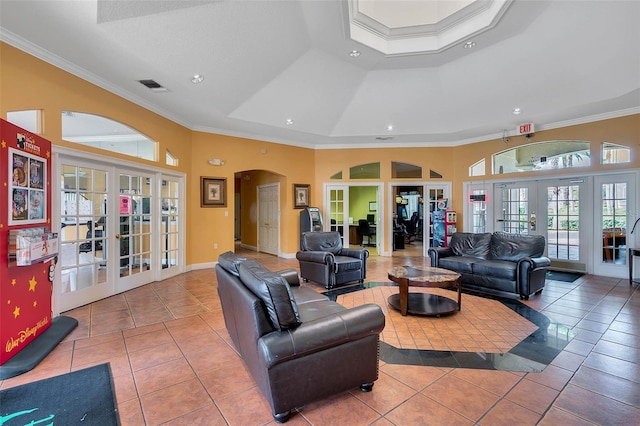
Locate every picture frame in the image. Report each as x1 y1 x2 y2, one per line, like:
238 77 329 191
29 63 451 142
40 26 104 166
293 184 310 209
369 201 377 212
201 177 226 207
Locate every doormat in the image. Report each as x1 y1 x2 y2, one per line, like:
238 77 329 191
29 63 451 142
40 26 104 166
546 270 584 283
0 363 119 425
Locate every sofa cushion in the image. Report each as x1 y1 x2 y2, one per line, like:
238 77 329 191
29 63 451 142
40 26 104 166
334 256 362 272
238 260 301 330
438 256 478 274
217 251 248 276
490 231 545 261
449 232 491 259
471 260 517 281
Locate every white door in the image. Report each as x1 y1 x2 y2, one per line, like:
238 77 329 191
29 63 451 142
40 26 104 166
593 173 636 277
258 184 279 255
115 171 155 292
58 161 112 312
541 178 589 272
159 175 184 281
326 185 349 246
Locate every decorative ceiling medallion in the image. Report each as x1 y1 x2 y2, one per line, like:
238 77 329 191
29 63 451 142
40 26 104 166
347 0 512 56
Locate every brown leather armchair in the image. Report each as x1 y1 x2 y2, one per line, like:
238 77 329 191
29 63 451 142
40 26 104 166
296 231 368 289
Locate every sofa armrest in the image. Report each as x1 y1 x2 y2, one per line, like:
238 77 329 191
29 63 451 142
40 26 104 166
339 247 369 261
258 304 385 369
296 251 335 265
275 268 300 286
518 256 551 271
427 247 454 267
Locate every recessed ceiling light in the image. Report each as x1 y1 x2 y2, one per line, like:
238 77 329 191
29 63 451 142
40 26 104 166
191 74 204 84
349 50 361 57
513 107 522 115
285 118 294 125
463 41 476 49
387 125 394 131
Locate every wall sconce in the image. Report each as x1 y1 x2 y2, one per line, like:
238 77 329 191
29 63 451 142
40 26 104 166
208 158 225 166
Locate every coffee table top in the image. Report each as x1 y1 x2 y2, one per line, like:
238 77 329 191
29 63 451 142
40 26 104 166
388 266 460 287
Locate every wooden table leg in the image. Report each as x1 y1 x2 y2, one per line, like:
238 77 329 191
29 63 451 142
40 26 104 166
456 278 462 310
399 278 409 316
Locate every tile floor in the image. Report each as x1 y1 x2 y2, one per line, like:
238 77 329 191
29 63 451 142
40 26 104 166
1 248 639 425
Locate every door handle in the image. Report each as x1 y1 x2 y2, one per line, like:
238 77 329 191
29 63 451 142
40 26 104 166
530 213 537 231
115 234 121 239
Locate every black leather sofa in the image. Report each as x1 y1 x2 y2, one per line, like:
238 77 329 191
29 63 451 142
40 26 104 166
296 231 368 289
428 231 551 300
215 252 385 423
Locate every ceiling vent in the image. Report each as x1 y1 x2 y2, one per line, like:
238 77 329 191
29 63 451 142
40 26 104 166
138 79 169 92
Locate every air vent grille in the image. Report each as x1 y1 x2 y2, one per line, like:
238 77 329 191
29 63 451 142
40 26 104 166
138 79 168 92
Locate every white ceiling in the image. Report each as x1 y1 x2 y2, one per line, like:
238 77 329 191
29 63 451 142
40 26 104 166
1 0 639 149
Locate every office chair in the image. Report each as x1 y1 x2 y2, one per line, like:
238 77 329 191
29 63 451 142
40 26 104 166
79 220 104 253
358 219 376 247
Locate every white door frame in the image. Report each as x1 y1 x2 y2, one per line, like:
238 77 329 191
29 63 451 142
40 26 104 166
324 183 383 255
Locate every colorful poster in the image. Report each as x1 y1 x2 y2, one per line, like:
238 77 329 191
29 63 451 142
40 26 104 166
8 144 47 225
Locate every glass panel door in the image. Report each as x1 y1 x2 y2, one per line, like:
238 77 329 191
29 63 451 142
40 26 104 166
326 185 348 246
116 172 154 292
495 183 537 235
546 182 581 262
161 178 180 272
594 173 635 278
58 162 111 311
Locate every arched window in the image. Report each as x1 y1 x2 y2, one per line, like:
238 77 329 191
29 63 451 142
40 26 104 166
349 162 380 179
493 141 590 174
62 111 158 162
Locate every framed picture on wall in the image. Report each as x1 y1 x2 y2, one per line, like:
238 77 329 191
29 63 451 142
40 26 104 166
294 184 310 209
369 201 377 211
201 177 226 207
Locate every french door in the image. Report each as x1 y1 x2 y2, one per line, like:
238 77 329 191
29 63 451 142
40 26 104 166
492 174 634 276
54 151 185 313
494 180 588 272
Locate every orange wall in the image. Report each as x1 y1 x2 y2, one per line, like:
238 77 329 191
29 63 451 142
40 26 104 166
2 42 639 262
189 132 315 262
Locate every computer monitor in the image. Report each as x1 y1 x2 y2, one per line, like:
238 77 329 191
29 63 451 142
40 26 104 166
367 214 375 224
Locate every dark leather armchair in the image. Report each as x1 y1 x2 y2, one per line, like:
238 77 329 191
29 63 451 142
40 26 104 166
216 252 385 423
296 231 368 289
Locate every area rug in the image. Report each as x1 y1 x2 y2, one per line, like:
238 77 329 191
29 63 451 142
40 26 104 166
546 270 584 283
327 282 575 372
0 363 119 425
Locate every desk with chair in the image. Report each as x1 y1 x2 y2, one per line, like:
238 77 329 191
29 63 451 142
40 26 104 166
349 223 376 246
357 220 376 247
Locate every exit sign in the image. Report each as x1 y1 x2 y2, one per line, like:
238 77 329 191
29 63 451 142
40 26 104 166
517 122 535 135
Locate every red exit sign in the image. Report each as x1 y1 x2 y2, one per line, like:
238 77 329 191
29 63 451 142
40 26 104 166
517 122 535 135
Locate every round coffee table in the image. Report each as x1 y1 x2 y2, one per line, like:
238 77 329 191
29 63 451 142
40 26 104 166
387 266 461 316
